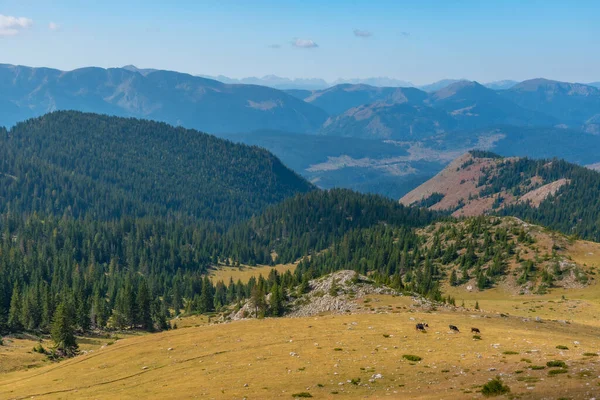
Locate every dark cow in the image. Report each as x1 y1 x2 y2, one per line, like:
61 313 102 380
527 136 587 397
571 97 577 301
449 325 460 333
415 323 428 332
471 327 481 334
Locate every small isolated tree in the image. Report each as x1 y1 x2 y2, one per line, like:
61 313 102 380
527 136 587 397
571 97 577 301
250 285 266 318
449 269 458 286
475 300 480 310
329 278 339 296
51 302 78 357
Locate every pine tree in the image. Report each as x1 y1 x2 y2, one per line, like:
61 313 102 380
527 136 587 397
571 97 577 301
51 302 78 357
449 269 458 286
250 285 266 318
8 283 22 331
172 283 183 316
199 277 214 313
475 300 480 310
136 280 153 330
269 283 284 317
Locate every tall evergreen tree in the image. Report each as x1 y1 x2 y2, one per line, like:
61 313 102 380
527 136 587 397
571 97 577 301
51 302 78 357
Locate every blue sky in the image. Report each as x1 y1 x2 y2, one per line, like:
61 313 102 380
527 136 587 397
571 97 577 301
1 0 598 84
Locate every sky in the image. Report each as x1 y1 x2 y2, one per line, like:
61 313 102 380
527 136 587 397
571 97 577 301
1 0 599 85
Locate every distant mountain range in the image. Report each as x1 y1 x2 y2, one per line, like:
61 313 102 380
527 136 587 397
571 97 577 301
2 63 600 199
0 64 327 133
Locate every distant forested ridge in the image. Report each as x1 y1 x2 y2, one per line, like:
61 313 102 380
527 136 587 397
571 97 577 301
0 112 313 223
492 158 600 241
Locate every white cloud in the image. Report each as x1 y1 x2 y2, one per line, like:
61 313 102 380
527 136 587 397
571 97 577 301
291 38 318 49
0 14 33 37
353 29 372 38
48 22 60 31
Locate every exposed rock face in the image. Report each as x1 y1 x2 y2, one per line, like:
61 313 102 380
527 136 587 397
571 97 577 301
227 270 400 321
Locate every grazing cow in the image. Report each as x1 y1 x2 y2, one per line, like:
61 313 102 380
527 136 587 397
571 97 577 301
471 327 481 334
415 323 427 332
449 325 460 333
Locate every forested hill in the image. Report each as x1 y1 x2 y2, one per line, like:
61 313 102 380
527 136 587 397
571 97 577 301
401 151 600 241
0 111 313 223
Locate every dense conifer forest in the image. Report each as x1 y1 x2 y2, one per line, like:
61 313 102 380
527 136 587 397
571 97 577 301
477 155 600 241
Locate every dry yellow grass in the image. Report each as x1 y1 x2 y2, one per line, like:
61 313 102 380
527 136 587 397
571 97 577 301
0 332 140 375
2 293 600 399
208 263 297 284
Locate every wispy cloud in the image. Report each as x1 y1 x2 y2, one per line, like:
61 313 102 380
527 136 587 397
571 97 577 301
353 29 372 38
400 31 410 37
291 38 318 49
48 22 60 31
0 14 33 37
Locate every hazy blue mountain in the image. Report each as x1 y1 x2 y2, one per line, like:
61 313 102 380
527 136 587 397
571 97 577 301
0 64 328 133
428 81 556 129
418 79 466 92
588 82 600 88
321 102 457 140
500 78 600 128
299 84 428 116
197 74 330 90
484 80 519 90
122 64 159 76
332 77 414 87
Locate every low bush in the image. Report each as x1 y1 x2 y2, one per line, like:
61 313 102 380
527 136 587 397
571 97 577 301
292 392 313 398
481 377 510 397
473 335 482 340
502 351 519 355
402 354 422 362
546 360 567 368
529 365 546 370
548 369 568 376
556 345 569 350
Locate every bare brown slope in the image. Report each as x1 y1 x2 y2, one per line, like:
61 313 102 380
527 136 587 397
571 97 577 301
400 153 569 217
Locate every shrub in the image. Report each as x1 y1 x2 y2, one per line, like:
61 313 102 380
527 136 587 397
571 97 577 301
520 358 532 363
556 345 569 350
402 354 422 362
333 348 343 351
473 335 482 340
292 392 313 398
481 377 510 397
546 360 567 368
32 343 47 354
383 334 390 338
548 369 568 376
529 365 545 370
502 351 519 355
350 378 361 385
583 352 598 357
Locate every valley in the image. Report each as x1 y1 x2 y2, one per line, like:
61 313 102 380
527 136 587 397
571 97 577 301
3 4 600 399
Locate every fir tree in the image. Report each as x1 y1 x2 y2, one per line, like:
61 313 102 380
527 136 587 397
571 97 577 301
8 283 22 331
51 302 78 357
